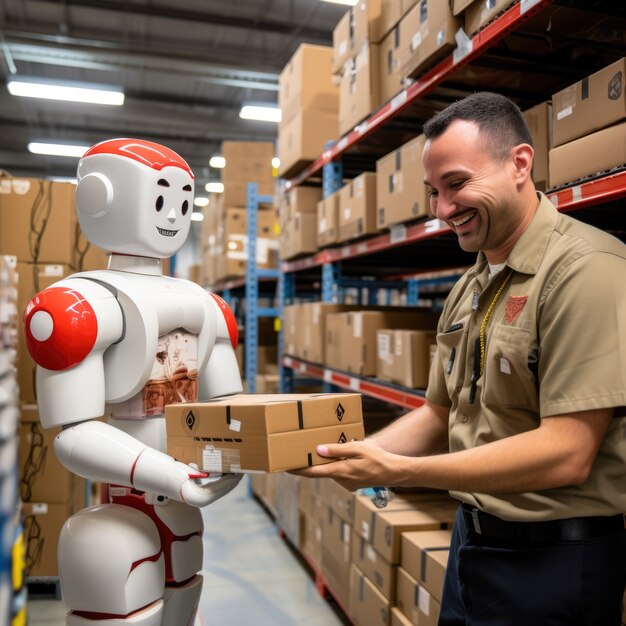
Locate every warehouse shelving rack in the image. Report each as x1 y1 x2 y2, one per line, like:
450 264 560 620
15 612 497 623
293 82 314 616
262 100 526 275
278 0 626 409
214 182 280 393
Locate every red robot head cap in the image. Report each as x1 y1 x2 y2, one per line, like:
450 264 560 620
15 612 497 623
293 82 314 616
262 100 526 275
84 138 194 179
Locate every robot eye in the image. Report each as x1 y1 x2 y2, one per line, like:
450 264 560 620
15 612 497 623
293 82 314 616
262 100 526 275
182 200 189 216
156 195 164 211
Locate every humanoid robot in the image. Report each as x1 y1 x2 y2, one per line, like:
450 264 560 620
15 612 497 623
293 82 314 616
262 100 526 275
23 139 243 625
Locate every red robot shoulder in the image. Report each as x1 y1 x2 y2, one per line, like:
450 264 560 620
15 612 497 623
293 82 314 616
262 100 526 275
23 286 99 371
208 293 238 349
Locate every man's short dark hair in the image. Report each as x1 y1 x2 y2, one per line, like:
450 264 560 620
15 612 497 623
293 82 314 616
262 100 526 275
423 92 533 160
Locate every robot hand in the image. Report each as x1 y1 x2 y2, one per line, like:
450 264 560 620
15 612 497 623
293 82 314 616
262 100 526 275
178 468 243 507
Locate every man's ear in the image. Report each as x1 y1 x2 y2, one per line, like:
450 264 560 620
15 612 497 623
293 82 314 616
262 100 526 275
512 143 534 186
76 173 114 219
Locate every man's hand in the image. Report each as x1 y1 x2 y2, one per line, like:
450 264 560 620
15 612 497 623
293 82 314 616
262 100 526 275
292 440 405 491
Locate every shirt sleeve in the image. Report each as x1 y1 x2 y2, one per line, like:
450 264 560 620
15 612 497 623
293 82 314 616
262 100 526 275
538 250 626 417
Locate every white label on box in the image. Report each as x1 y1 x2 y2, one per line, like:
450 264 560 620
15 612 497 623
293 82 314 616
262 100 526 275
411 32 422 51
202 447 223 473
339 40 347 57
32 503 48 514
378 333 391 362
0 180 10 194
342 523 350 544
319 217 327 233
366 545 377 562
349 377 360 391
361 520 370 537
394 334 403 357
520 0 542 13
323 369 333 383
229 419 242 432
557 105 573 120
43 265 64 277
353 312 363 338
390 224 407 243
315 527 322 541
419 586 431 615
11 179 31 195
344 207 352 220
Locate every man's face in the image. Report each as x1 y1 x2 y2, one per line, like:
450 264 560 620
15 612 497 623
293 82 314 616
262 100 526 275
423 120 520 255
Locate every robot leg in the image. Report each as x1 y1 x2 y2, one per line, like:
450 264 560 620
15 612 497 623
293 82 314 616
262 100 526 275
161 575 203 626
58 504 165 625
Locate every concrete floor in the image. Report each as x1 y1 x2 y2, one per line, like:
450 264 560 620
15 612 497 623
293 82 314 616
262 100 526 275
27 478 347 625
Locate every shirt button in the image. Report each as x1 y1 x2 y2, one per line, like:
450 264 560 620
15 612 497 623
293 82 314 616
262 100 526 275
460 415 469 423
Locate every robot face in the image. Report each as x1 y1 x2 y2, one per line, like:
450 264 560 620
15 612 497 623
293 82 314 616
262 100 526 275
76 139 195 258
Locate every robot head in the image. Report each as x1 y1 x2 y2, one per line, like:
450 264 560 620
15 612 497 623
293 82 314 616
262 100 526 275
76 138 195 258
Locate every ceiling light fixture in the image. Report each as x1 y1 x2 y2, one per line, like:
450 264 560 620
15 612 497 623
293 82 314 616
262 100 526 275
205 182 224 193
239 105 281 123
209 156 225 168
191 212 204 222
28 142 90 158
8 79 124 106
194 197 209 207
272 157 280 169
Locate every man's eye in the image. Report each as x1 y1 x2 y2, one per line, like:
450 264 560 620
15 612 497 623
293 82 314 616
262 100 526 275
450 180 465 189
428 189 438 197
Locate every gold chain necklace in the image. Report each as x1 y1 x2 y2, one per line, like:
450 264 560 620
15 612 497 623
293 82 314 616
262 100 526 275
479 269 514 376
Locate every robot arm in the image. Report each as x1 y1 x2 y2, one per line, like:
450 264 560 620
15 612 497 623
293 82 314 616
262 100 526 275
200 293 243 399
54 421 240 507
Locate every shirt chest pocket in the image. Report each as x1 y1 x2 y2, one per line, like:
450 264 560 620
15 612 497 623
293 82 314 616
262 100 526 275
483 324 539 411
436 323 467 404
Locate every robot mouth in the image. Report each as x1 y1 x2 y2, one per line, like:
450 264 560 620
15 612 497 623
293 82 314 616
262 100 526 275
157 227 180 237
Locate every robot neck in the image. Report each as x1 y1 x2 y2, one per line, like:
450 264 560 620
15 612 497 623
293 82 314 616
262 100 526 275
108 252 164 276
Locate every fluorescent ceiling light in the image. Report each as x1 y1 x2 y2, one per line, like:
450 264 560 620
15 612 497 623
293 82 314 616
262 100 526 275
239 105 281 123
209 156 225 168
28 142 90 158
320 0 358 5
272 157 280 169
205 182 224 193
191 212 204 222
194 196 209 207
8 79 124 106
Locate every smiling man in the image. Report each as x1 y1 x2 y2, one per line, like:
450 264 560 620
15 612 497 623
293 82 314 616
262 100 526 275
295 93 626 625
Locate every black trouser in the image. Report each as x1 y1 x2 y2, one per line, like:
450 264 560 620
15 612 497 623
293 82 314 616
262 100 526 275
439 507 626 625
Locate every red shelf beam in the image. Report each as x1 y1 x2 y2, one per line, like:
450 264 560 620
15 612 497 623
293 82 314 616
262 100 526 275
283 356 426 411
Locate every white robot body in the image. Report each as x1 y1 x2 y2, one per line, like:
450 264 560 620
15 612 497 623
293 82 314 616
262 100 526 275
22 139 244 624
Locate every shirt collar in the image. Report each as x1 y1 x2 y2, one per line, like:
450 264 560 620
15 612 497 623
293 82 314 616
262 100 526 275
469 192 558 278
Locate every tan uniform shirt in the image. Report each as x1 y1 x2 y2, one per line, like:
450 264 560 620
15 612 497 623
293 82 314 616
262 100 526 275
427 193 626 521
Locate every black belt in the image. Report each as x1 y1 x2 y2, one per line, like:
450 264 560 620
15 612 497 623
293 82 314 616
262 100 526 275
461 504 625 544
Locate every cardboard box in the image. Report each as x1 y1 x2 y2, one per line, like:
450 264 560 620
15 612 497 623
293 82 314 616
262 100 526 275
221 141 274 186
376 134 429 229
451 0 477 15
464 0 515 37
418 586 441 626
23 501 73 577
402 0 419 14
317 190 340 248
278 109 338 179
332 10 354 75
548 121 626 188
376 329 436 388
379 25 404 105
401 530 451 601
301 302 358 364
372 506 456 563
254 374 279 394
352 530 397 601
325 309 437 376
275 473 301 547
523 101 551 192
399 0 460 80
279 44 338 125
320 477 356 525
322 506 352 610
279 211 319 260
16 263 70 404
551 58 626 148
339 43 381 137
279 186 322 227
396 567 420 625
380 0 405 41
283 303 302 357
221 181 275 210
349 564 393 626
391 606 413 626
301 507 324 572
338 172 377 242
0 178 75 265
353 0 385 46
299 477 324 519
166 393 364 473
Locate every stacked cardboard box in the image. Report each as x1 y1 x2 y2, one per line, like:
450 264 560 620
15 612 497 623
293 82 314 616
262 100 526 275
523 101 551 192
549 58 626 188
278 44 339 179
279 186 321 261
338 172 378 243
376 134 430 230
317 189 341 248
463 0 516 37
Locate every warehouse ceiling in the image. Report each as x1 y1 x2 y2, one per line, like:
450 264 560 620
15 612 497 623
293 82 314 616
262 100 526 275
0 0 347 189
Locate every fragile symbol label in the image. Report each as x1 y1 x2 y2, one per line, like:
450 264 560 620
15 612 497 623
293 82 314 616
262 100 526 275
336 403 345 421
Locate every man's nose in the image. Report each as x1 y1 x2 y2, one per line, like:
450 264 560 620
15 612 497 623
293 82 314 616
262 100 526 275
434 193 455 220
166 207 176 223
